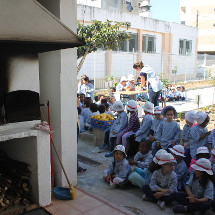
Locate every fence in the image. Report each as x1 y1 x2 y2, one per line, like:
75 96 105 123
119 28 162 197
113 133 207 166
77 51 212 90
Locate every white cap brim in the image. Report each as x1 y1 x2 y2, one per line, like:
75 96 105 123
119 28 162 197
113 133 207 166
191 163 213 175
169 148 186 157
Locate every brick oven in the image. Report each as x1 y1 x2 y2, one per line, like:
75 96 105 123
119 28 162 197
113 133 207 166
0 0 84 208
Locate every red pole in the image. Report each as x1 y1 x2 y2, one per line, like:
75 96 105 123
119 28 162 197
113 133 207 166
48 101 55 190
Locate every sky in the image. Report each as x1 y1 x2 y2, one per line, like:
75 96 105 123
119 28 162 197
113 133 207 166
150 0 180 23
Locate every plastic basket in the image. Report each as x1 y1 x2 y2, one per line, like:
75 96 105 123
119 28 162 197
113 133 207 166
53 186 72 200
91 119 115 130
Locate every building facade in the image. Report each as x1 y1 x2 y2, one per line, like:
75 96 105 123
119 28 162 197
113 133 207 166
180 0 215 54
77 4 198 88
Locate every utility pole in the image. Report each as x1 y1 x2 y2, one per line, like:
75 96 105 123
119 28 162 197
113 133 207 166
196 10 199 27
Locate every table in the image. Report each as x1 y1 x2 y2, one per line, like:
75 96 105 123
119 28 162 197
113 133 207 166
114 90 147 95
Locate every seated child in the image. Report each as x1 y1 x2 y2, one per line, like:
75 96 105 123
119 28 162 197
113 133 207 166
98 104 106 114
116 100 140 148
166 87 177 101
189 111 211 160
96 94 105 105
169 145 189 191
210 147 215 168
90 103 99 116
77 107 85 133
153 106 181 155
180 86 187 100
128 149 166 189
180 110 196 166
104 103 115 117
108 96 116 111
133 101 154 143
148 106 164 143
104 145 132 187
129 140 153 169
81 99 92 127
189 146 210 174
104 101 128 156
142 153 178 210
173 158 214 214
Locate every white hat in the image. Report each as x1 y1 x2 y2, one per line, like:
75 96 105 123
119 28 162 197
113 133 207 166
158 153 176 165
176 85 181 88
191 158 213 175
154 106 162 114
120 76 127 82
197 146 209 154
127 74 135 81
113 101 124 112
142 101 154 113
113 145 126 157
126 100 137 111
153 149 167 164
211 147 215 155
169 145 185 157
185 110 196 124
171 87 175 90
196 111 208 125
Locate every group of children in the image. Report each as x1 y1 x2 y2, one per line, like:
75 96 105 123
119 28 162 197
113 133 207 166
166 85 187 102
102 100 215 213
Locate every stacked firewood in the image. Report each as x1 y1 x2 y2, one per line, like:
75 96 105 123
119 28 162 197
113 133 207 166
0 153 31 210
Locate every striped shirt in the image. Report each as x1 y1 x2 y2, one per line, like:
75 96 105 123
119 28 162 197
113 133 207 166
124 112 140 133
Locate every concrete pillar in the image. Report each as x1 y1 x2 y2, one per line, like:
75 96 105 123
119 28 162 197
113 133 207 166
105 50 112 77
137 29 143 62
38 0 77 187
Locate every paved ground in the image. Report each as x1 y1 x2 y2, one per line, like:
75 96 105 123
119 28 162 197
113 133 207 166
77 137 181 215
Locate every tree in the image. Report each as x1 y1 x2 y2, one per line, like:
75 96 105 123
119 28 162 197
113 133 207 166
77 19 130 74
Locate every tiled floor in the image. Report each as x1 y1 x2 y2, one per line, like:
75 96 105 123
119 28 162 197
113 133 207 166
45 188 129 215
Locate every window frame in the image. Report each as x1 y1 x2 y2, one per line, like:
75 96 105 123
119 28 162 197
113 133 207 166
142 34 156 53
179 39 192 55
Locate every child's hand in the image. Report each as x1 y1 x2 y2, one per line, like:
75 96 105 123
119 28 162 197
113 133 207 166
157 142 161 148
161 189 170 194
172 141 176 146
153 192 164 199
133 167 137 171
187 194 196 203
112 131 116 135
104 174 111 183
149 136 155 142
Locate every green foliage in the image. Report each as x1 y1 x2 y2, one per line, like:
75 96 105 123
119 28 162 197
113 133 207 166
207 68 211 78
177 112 182 119
77 19 131 59
202 106 209 113
210 77 215 86
159 73 170 89
105 75 114 82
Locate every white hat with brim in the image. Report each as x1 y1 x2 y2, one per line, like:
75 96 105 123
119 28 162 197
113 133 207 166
142 101 154 113
196 111 208 125
185 110 196 124
161 106 177 118
154 106 162 114
113 145 126 157
153 149 167 164
113 101 124 112
126 100 137 111
191 158 213 175
169 145 186 157
120 76 127 82
158 153 176 165
197 146 209 154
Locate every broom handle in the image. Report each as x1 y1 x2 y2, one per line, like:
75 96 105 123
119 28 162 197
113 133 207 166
40 108 71 187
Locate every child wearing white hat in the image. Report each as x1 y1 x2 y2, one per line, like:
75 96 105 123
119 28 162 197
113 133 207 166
142 153 178 210
133 101 154 143
101 101 128 156
208 127 215 152
115 100 140 148
128 149 166 189
180 110 196 165
169 145 189 191
152 106 181 156
189 111 211 159
189 146 210 174
173 158 214 214
126 74 135 91
148 106 164 143
104 145 132 186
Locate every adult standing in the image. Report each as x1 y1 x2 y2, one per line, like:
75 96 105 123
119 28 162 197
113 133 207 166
133 61 162 106
77 74 87 95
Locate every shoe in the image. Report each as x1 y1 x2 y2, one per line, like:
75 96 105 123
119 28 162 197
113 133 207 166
105 151 113 157
173 205 187 213
110 181 117 188
142 193 147 201
157 201 166 210
77 167 87 173
99 144 108 149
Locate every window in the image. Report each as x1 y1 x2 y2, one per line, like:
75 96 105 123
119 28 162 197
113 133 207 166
181 21 185 25
119 33 138 52
179 39 192 55
142 35 156 53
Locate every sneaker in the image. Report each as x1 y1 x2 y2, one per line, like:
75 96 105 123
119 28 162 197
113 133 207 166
99 144 108 149
105 151 113 157
173 205 187 213
142 193 147 201
157 201 166 210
